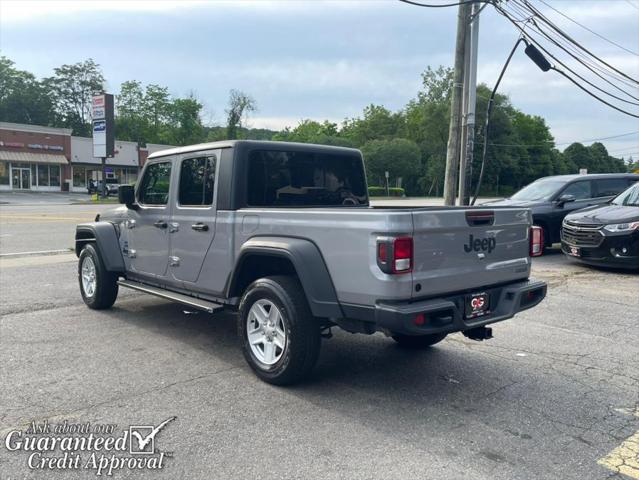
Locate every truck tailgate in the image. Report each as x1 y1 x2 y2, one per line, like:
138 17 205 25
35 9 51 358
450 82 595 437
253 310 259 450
411 208 531 298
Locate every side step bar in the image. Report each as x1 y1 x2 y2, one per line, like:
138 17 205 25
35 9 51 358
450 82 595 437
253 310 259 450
117 280 224 314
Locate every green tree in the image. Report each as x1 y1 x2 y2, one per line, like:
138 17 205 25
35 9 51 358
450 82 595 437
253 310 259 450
0 56 55 125
273 119 354 147
226 89 256 140
341 104 405 146
167 96 205 145
46 59 105 136
360 138 421 193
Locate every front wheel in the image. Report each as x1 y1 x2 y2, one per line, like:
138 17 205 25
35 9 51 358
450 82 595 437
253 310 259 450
391 332 447 349
78 244 119 310
238 276 321 385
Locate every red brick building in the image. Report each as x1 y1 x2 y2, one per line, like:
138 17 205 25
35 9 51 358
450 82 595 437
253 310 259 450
0 122 72 191
0 122 174 192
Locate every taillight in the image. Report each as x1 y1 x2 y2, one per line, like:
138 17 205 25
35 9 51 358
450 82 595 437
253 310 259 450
530 226 544 257
377 236 413 274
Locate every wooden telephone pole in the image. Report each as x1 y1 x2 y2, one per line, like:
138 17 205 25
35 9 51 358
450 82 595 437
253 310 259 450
444 1 479 206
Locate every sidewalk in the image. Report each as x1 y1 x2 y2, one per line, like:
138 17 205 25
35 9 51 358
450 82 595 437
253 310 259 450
0 191 94 206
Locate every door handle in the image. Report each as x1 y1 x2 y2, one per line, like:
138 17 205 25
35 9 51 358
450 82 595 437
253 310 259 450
191 222 209 232
153 220 168 229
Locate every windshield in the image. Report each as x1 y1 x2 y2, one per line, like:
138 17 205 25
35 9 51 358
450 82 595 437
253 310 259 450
612 183 639 207
510 180 565 201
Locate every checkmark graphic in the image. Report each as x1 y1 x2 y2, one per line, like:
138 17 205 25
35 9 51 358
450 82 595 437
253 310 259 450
129 416 176 454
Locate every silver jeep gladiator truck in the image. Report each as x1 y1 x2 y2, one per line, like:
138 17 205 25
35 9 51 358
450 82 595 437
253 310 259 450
76 140 547 384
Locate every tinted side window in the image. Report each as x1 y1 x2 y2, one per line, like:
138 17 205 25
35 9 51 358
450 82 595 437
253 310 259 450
561 181 592 200
247 150 368 207
179 155 216 206
594 178 629 197
138 162 172 205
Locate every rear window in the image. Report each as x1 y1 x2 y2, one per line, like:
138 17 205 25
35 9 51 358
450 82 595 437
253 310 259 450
246 150 368 207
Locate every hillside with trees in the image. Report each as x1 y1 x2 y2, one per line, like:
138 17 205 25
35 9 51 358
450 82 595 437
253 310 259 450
0 56 632 196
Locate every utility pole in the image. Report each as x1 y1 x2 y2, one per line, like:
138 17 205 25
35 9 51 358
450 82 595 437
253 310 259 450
458 2 480 206
443 1 471 206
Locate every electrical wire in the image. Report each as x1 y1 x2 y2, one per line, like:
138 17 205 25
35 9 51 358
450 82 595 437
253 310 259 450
493 2 639 118
521 0 639 84
537 0 639 57
398 0 486 7
507 0 639 91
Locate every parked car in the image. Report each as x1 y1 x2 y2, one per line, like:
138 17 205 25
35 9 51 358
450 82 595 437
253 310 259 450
88 179 120 196
75 140 547 385
561 181 639 269
483 174 639 249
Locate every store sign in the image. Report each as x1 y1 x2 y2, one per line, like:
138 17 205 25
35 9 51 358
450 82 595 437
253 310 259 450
27 144 64 151
2 142 25 148
92 94 114 158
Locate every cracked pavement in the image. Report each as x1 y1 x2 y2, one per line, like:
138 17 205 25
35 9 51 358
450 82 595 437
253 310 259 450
1 203 638 479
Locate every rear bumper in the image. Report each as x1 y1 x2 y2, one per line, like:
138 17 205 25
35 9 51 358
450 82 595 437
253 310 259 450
369 279 547 336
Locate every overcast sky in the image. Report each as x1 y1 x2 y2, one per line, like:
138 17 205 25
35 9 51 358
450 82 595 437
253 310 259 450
1 0 638 157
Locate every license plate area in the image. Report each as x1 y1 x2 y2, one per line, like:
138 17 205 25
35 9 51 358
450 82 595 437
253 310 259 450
465 292 490 319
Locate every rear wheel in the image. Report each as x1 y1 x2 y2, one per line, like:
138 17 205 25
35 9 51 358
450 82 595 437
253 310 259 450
78 244 118 310
238 276 321 385
391 333 447 349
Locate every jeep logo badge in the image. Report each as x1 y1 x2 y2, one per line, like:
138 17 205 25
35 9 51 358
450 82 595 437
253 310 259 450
464 234 496 254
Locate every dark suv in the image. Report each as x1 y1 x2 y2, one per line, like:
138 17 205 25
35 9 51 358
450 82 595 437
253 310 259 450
561 181 639 269
483 174 639 249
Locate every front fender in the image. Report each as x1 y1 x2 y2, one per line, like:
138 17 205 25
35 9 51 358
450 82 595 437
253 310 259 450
75 222 125 273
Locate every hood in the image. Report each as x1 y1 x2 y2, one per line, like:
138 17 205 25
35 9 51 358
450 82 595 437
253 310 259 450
481 198 545 207
565 204 639 225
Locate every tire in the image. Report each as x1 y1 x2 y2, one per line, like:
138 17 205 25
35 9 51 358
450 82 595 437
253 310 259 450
78 244 119 310
391 332 448 349
238 275 321 385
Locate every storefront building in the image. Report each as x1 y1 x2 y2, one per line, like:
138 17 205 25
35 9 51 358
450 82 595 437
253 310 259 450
70 137 140 192
0 122 72 191
1 122 176 192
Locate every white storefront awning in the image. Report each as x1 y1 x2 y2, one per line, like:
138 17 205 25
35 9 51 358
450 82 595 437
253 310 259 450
0 150 68 165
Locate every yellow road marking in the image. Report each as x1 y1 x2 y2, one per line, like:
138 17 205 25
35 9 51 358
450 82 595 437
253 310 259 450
598 409 639 479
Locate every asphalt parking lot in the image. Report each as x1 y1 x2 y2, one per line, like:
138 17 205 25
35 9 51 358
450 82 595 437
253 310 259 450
1 195 637 479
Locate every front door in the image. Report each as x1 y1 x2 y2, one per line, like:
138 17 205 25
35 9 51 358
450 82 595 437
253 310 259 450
12 168 31 190
169 152 218 284
127 160 173 279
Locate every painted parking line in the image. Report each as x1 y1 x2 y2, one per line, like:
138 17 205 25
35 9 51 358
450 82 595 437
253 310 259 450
598 408 639 479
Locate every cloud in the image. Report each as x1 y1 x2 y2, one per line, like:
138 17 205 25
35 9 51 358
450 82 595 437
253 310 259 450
1 0 637 152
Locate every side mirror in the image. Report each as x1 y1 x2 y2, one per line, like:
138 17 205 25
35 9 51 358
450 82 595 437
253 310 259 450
118 185 136 208
556 194 575 206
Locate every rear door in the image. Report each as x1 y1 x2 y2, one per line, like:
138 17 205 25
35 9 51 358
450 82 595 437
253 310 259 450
168 151 218 284
411 208 531 297
128 160 174 278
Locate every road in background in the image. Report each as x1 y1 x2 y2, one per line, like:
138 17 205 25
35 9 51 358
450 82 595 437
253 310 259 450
0 194 637 479
0 193 500 255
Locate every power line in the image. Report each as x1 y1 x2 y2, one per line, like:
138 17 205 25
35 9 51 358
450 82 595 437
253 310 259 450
398 0 486 7
521 0 639 84
537 0 639 57
493 3 639 117
625 0 639 12
480 131 639 148
507 0 639 92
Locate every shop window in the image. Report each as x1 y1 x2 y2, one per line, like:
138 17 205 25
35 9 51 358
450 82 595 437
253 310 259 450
126 168 138 185
0 162 9 185
50 165 60 186
38 165 50 187
73 166 87 187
